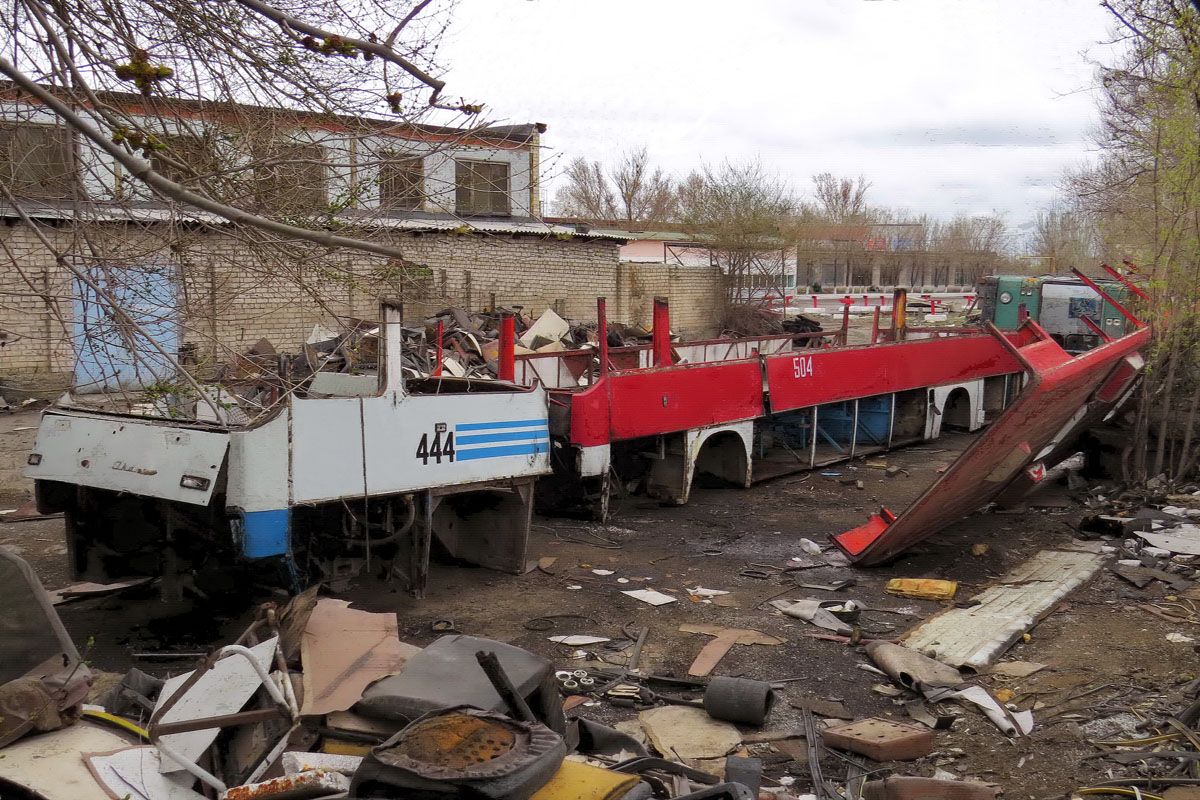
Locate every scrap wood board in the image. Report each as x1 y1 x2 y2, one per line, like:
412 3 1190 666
902 549 1105 671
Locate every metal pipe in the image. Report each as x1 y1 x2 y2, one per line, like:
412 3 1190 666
498 313 515 382
475 650 536 722
652 296 671 367
148 643 296 793
597 297 609 377
433 319 443 376
892 288 907 340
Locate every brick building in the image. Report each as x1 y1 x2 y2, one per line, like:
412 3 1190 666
0 89 732 394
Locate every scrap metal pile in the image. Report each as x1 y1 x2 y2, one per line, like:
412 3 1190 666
192 304 824 424
0 538 1094 800
1 558 797 800
200 307 654 423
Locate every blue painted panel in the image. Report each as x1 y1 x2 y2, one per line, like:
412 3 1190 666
456 430 550 445
241 509 290 559
456 441 550 461
73 265 179 393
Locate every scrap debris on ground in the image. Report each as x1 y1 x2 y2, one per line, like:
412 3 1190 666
7 423 1200 799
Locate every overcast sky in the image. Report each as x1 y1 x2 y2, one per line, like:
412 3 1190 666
436 1 1119 237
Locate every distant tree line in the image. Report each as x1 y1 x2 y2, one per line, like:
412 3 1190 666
555 152 1020 300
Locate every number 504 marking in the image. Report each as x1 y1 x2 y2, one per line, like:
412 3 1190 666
792 355 814 379
416 430 456 464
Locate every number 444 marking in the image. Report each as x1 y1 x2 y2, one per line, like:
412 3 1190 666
416 430 456 464
792 355 814 379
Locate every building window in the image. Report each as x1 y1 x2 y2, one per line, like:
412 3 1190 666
455 160 509 216
380 156 424 212
253 142 326 212
0 124 74 200
150 134 218 187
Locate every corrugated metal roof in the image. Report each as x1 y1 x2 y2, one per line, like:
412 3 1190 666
0 202 629 241
373 216 629 240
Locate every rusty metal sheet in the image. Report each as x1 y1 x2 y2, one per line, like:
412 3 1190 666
835 321 1151 565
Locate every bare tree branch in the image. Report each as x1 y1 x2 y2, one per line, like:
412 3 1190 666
0 55 427 264
232 0 470 112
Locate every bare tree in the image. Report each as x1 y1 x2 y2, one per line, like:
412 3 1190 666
811 173 872 222
555 146 675 225
556 157 617 220
611 146 676 224
0 0 560 419
929 215 1011 286
679 161 796 305
1029 204 1100 271
1066 0 1200 485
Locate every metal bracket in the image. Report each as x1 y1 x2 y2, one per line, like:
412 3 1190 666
147 642 299 793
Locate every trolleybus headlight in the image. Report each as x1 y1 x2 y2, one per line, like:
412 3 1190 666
180 475 210 490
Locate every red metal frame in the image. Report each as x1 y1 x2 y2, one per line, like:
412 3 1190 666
1071 268 1146 329
764 333 1023 414
834 319 1152 564
1100 263 1150 301
498 313 515 382
556 315 1027 449
652 296 672 367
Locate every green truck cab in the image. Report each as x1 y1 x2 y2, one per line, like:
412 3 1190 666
976 275 1129 353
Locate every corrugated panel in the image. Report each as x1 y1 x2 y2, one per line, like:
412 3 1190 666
902 549 1105 670
2 204 628 240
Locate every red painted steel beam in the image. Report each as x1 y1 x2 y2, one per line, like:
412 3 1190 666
498 313 515 382
1071 268 1145 329
1100 263 1150 301
764 334 1023 413
834 321 1152 565
604 361 766 441
652 296 672 367
1079 313 1113 343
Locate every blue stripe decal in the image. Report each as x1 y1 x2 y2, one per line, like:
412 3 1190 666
456 418 546 431
457 430 549 445
456 441 550 461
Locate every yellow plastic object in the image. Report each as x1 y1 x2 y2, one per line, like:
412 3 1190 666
885 578 957 601
530 759 641 800
322 738 373 757
80 708 148 740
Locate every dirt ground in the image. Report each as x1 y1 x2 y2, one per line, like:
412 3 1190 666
2 405 1196 800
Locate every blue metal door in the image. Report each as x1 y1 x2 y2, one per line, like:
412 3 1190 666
73 265 179 393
